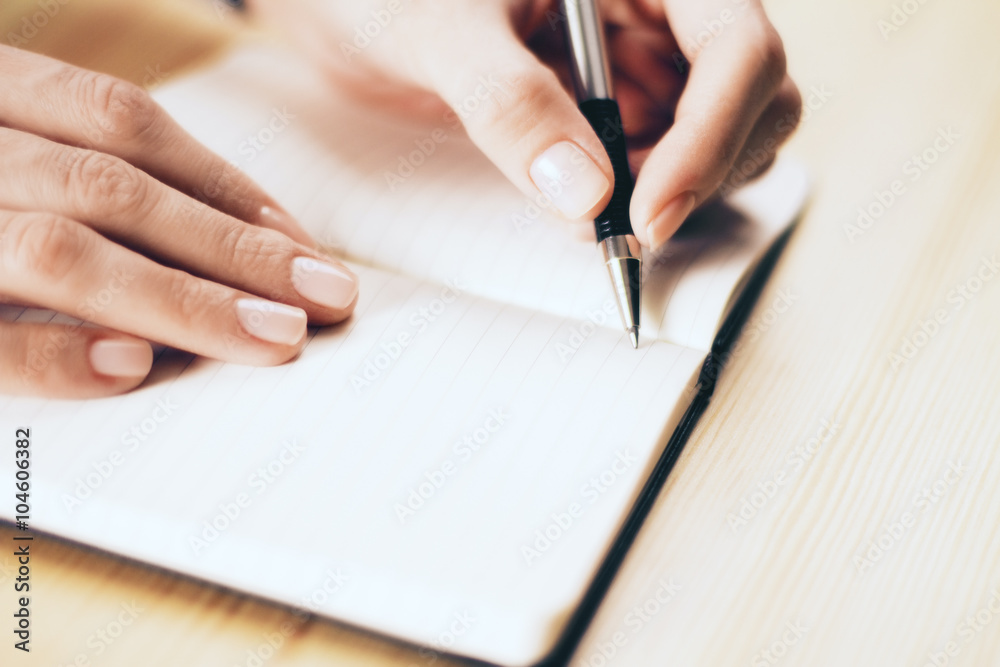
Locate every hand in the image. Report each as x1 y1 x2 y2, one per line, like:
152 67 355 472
249 0 801 249
0 46 359 398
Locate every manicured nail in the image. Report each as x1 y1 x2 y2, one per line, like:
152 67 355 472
89 339 153 378
259 205 315 247
647 192 697 250
236 298 307 346
291 257 358 310
529 141 611 219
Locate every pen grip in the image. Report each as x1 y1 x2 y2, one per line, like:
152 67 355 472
579 98 635 241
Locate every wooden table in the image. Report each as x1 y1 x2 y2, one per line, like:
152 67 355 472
3 0 999 664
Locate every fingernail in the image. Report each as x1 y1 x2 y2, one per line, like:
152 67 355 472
291 257 358 310
259 205 315 247
529 141 611 219
236 298 307 346
89 339 153 378
647 192 696 250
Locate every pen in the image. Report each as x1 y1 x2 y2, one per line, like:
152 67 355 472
560 0 642 348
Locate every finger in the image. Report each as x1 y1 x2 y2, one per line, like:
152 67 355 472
612 73 673 146
0 210 309 366
413 9 615 221
631 1 789 249
0 129 359 325
0 320 151 398
717 75 801 195
0 45 314 246
606 25 684 113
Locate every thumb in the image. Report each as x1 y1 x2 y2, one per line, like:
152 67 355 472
417 18 614 220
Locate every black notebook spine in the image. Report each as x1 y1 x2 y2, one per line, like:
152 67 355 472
536 223 799 667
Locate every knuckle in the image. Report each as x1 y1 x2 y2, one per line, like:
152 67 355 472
65 150 148 215
459 65 557 142
196 161 251 209
100 80 159 141
74 68 158 142
217 223 288 278
164 271 216 326
4 213 87 283
56 66 155 143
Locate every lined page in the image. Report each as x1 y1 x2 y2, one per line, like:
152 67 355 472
0 45 806 665
154 46 808 352
0 264 703 665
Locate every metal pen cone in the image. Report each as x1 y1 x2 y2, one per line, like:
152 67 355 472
602 238 642 347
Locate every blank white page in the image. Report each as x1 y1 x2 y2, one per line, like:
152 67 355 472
154 46 808 351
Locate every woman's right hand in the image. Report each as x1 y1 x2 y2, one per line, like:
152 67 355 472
0 46 359 399
251 0 800 250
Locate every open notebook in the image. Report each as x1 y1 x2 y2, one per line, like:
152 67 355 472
0 47 807 666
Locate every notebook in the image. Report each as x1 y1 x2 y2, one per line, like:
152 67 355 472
0 46 807 666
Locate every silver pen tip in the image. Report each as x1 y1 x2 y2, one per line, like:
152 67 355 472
628 327 639 349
